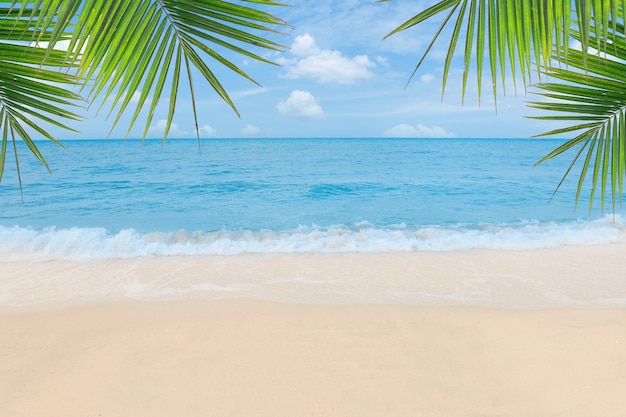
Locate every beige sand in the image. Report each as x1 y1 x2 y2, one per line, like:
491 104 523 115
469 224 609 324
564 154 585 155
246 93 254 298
3 244 626 307
1 300 625 417
1 246 626 416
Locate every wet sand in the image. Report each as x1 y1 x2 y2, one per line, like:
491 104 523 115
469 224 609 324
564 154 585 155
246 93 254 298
2 244 626 308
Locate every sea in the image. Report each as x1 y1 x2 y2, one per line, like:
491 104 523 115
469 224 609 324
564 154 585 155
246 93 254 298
1 137 625 262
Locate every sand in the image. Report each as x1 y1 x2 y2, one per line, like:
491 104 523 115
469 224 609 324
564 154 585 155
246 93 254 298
1 246 626 416
3 244 626 307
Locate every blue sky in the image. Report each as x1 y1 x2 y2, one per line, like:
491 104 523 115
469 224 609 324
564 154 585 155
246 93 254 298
56 0 562 140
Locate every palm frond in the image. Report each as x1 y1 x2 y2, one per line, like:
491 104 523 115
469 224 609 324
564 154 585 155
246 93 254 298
384 1 626 213
384 0 623 104
31 0 288 141
529 26 626 213
0 5 82 189
1 1 287 190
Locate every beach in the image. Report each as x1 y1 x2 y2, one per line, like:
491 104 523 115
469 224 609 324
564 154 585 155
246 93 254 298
2 245 626 416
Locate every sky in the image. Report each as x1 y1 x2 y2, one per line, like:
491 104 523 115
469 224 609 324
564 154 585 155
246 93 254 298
52 0 565 140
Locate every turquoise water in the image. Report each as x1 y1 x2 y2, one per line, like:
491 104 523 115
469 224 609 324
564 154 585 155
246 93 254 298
1 138 625 260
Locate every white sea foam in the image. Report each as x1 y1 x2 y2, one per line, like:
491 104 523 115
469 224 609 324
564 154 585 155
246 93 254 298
0 216 625 262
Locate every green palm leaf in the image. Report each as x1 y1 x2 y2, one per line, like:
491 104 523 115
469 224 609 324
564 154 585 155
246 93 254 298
1 0 286 190
36 0 288 141
385 1 626 212
384 0 623 103
0 5 82 192
529 27 626 214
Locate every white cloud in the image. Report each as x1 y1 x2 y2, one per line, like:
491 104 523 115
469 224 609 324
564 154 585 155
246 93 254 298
232 87 268 100
31 39 74 52
291 33 321 57
197 124 217 137
420 73 435 84
240 124 261 136
279 34 375 84
129 91 142 104
108 90 150 105
278 2 424 55
383 123 455 138
51 39 72 51
277 90 325 119
376 56 390 67
569 39 624 63
149 119 189 137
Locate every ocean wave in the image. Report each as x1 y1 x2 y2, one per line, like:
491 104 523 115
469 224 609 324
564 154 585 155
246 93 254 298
1 216 625 261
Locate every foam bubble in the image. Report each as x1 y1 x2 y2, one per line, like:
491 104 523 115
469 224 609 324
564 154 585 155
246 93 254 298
1 216 625 261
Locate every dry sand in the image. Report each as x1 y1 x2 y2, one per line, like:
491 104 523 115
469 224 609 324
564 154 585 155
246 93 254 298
1 246 626 416
2 301 626 417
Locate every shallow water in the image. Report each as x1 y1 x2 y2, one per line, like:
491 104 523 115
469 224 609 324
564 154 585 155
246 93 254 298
1 137 624 259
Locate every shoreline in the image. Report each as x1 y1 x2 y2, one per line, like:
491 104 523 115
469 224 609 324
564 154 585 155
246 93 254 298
2 299 626 417
2 243 626 309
